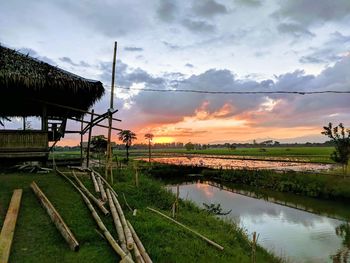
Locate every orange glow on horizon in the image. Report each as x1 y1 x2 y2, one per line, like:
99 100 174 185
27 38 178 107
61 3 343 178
153 137 175 144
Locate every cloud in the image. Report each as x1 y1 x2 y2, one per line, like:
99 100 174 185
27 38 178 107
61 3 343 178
274 0 350 26
299 31 350 64
162 41 180 50
124 46 143 52
234 0 262 6
192 0 228 17
185 63 194 68
59 56 91 67
277 22 315 38
157 0 178 22
18 47 56 65
181 18 216 33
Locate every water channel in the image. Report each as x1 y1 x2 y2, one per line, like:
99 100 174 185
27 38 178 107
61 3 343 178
167 181 350 263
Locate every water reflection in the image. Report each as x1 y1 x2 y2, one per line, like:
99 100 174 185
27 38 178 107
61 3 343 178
167 182 349 263
149 156 334 172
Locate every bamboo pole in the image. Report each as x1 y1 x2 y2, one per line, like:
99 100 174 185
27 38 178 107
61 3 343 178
0 189 22 263
106 189 127 253
30 182 79 251
146 207 224 251
106 41 118 182
133 240 144 263
91 171 100 193
56 170 133 263
97 176 107 202
127 221 153 263
111 193 134 250
92 169 119 197
64 170 109 216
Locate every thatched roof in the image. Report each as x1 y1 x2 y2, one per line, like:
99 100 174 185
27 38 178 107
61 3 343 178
0 45 105 118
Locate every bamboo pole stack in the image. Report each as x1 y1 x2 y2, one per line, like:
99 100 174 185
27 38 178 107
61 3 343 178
71 171 109 215
0 189 22 263
30 182 79 251
56 170 133 263
106 189 127 253
111 192 134 251
97 176 107 202
127 221 153 263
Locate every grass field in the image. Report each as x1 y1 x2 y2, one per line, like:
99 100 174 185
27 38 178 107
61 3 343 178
52 146 335 163
114 146 335 163
0 166 280 263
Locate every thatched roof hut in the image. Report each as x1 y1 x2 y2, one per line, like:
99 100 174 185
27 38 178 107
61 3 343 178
0 45 104 118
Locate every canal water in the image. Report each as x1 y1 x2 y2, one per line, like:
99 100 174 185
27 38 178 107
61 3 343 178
149 156 334 172
167 181 350 263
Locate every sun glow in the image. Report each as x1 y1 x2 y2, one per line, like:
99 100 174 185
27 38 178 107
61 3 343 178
153 137 175 143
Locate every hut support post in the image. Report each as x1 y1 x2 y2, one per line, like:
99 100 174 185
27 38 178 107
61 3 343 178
86 109 94 168
80 118 83 165
105 41 117 182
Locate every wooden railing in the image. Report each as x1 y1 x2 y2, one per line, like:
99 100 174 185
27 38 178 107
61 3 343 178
0 130 48 159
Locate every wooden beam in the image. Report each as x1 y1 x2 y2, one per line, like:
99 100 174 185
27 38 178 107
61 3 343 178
0 189 23 263
30 182 79 251
33 99 121 122
68 117 122 133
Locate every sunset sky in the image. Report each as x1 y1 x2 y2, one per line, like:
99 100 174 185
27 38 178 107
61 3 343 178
1 0 350 145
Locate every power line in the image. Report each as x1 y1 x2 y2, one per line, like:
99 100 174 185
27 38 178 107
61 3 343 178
105 86 350 95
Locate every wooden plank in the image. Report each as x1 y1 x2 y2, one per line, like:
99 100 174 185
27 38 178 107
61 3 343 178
0 189 23 263
30 182 79 251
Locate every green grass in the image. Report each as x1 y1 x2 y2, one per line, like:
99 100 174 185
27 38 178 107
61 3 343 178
116 146 335 163
0 167 281 263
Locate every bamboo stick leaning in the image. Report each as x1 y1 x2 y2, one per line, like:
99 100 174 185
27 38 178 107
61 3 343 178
111 193 134 250
106 189 127 253
97 176 107 202
56 170 134 263
0 189 22 263
147 207 224 251
92 169 118 197
71 171 109 215
91 171 100 193
127 221 153 263
30 182 79 251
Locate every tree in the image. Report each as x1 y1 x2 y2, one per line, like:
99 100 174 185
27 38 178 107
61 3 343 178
185 142 194 151
322 123 350 176
145 133 154 163
118 130 137 161
91 135 107 153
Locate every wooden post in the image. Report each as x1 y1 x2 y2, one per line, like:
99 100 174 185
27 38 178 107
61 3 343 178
80 117 84 165
86 109 94 168
0 189 23 263
176 185 180 218
30 182 79 251
251 232 257 263
106 41 118 182
23 116 26 130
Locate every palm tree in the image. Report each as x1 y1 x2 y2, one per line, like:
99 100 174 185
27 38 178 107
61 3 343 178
144 133 154 163
118 130 137 161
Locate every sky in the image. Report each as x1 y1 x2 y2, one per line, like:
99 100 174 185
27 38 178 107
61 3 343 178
1 0 350 145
